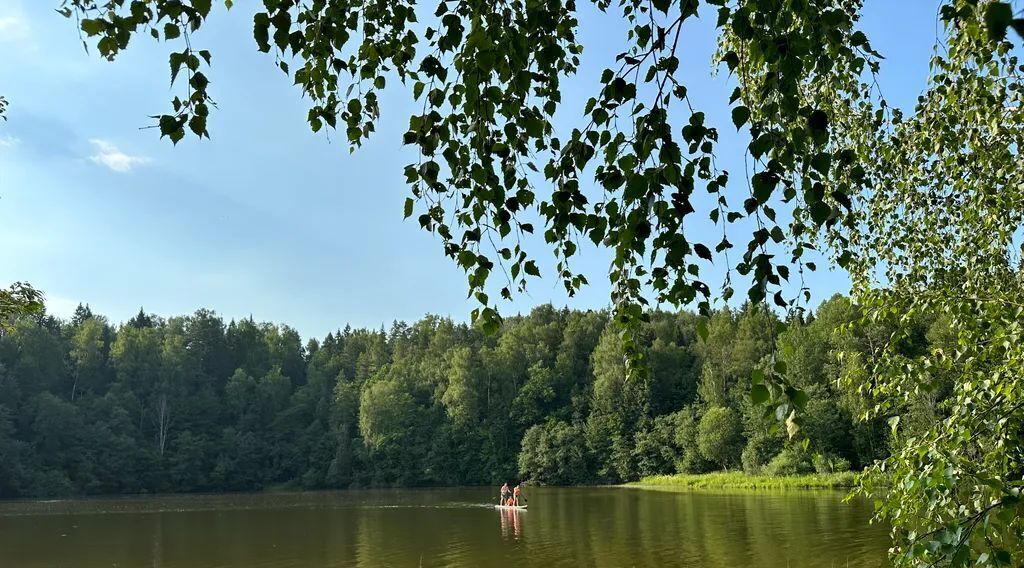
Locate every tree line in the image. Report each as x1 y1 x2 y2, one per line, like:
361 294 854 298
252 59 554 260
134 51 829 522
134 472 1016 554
0 296 937 498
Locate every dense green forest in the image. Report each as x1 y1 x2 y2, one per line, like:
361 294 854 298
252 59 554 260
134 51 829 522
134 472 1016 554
0 296 938 498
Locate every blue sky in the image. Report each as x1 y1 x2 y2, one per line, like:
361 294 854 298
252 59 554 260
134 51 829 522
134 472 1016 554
0 0 937 338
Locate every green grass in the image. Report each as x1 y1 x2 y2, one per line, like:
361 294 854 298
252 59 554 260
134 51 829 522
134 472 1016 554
627 471 858 491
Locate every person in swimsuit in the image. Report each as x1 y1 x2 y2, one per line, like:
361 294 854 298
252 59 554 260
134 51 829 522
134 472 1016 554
500 482 510 505
513 483 522 506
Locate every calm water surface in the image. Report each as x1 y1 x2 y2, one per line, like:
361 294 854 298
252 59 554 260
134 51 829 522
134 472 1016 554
0 486 888 567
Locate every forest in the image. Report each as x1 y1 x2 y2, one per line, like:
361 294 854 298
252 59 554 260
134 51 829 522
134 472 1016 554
0 296 936 498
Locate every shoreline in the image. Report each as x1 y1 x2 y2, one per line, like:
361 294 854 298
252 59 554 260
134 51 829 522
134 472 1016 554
0 474 862 504
626 472 858 491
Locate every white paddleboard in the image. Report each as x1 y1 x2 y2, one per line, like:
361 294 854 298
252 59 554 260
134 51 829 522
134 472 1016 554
494 504 527 510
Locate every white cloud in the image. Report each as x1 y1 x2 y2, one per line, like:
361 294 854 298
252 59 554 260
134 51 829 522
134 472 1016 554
0 14 31 43
88 139 150 173
0 135 19 149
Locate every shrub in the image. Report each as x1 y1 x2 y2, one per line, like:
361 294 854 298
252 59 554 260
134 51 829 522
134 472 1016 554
696 406 744 471
764 447 814 476
27 469 74 497
742 431 784 475
812 453 851 474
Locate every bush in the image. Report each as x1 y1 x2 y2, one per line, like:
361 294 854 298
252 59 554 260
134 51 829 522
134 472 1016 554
812 453 851 474
27 469 74 497
696 406 744 471
676 449 714 474
763 447 814 476
742 431 784 475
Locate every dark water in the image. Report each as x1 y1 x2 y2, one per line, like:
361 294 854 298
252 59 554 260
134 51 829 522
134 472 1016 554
0 486 888 567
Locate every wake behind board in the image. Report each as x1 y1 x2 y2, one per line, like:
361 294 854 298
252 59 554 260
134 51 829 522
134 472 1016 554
494 504 527 510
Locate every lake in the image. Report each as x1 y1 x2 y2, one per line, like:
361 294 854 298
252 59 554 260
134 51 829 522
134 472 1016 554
0 486 888 567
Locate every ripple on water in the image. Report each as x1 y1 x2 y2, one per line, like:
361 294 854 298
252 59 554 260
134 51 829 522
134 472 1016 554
0 487 889 568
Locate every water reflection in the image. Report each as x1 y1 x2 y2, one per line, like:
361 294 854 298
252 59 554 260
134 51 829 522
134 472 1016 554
499 507 522 540
0 487 888 567
150 513 162 568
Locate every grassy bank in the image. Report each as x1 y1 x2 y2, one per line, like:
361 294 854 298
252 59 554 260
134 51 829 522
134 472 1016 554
627 471 858 490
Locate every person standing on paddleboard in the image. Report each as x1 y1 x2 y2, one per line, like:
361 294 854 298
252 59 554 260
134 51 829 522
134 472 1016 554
513 483 523 506
500 482 510 505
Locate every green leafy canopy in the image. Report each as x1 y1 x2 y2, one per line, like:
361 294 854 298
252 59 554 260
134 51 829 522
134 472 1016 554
0 283 44 330
56 0 879 413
